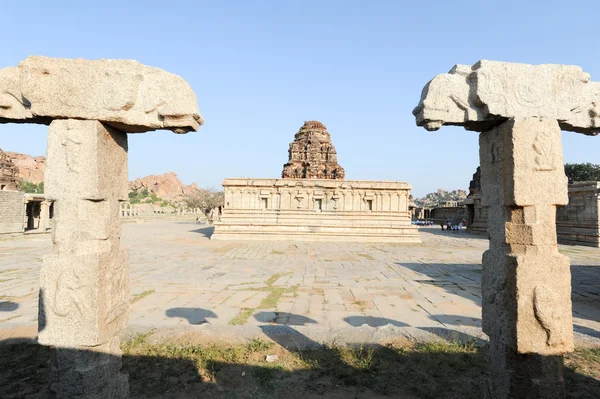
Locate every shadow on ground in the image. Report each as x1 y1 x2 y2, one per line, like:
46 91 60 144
1 333 599 399
344 315 408 328
166 307 217 325
188 226 214 238
0 301 19 312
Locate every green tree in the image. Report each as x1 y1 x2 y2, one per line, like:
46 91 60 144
19 179 44 193
564 163 600 183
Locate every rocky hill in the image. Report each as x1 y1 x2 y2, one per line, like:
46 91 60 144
4 151 46 184
129 172 201 203
414 188 467 208
4 151 200 203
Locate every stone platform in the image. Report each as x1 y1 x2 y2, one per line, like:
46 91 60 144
212 178 420 243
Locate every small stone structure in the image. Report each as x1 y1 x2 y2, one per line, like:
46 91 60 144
463 167 488 233
0 190 25 234
0 56 201 398
465 167 600 246
24 193 53 232
212 178 419 243
282 121 345 179
557 182 600 246
414 60 600 398
119 202 203 217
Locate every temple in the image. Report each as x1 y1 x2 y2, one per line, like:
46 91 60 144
213 121 419 243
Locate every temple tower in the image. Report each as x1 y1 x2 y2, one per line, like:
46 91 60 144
282 121 345 179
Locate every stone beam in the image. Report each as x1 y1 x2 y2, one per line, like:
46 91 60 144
413 60 600 135
0 56 203 133
38 119 129 397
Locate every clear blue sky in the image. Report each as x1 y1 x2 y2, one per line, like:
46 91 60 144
1 0 598 197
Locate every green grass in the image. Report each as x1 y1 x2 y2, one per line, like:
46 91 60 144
130 290 155 304
1 337 599 398
228 274 297 325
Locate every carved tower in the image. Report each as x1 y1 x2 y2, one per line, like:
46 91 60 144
282 121 345 179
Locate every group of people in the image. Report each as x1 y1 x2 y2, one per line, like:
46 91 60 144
441 220 467 232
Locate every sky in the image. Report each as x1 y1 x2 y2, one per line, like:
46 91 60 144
1 0 599 197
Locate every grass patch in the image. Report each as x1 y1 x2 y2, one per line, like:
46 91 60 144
130 289 155 304
228 287 297 325
352 300 370 312
264 272 291 287
227 274 297 325
1 338 599 398
357 253 375 260
270 250 284 255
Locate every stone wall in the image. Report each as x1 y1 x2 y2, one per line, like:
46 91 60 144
213 178 420 243
557 181 600 246
466 182 600 246
0 190 24 234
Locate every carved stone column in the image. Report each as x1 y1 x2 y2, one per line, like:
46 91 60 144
480 119 573 398
39 200 51 231
39 119 129 398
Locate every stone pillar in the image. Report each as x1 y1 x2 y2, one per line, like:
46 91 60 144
39 119 129 398
40 200 51 231
479 119 573 398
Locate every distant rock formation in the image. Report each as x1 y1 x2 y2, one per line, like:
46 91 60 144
0 148 21 190
129 171 201 203
3 150 200 203
282 120 345 179
4 151 45 184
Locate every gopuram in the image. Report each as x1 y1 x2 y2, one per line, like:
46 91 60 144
0 56 201 398
414 60 600 398
212 121 419 243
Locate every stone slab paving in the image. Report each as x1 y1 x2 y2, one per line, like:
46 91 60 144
1 221 599 344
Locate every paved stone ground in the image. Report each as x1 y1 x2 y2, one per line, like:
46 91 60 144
1 220 599 344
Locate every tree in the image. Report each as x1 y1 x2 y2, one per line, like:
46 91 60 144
19 179 44 193
184 188 224 221
564 163 600 183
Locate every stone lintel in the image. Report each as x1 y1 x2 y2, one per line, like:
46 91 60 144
0 56 202 133
413 60 600 135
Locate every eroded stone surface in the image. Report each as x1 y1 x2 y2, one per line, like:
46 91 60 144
0 56 203 133
413 60 600 135
38 120 129 397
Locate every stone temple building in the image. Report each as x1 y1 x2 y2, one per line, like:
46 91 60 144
212 121 419 243
282 121 345 179
464 166 600 247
